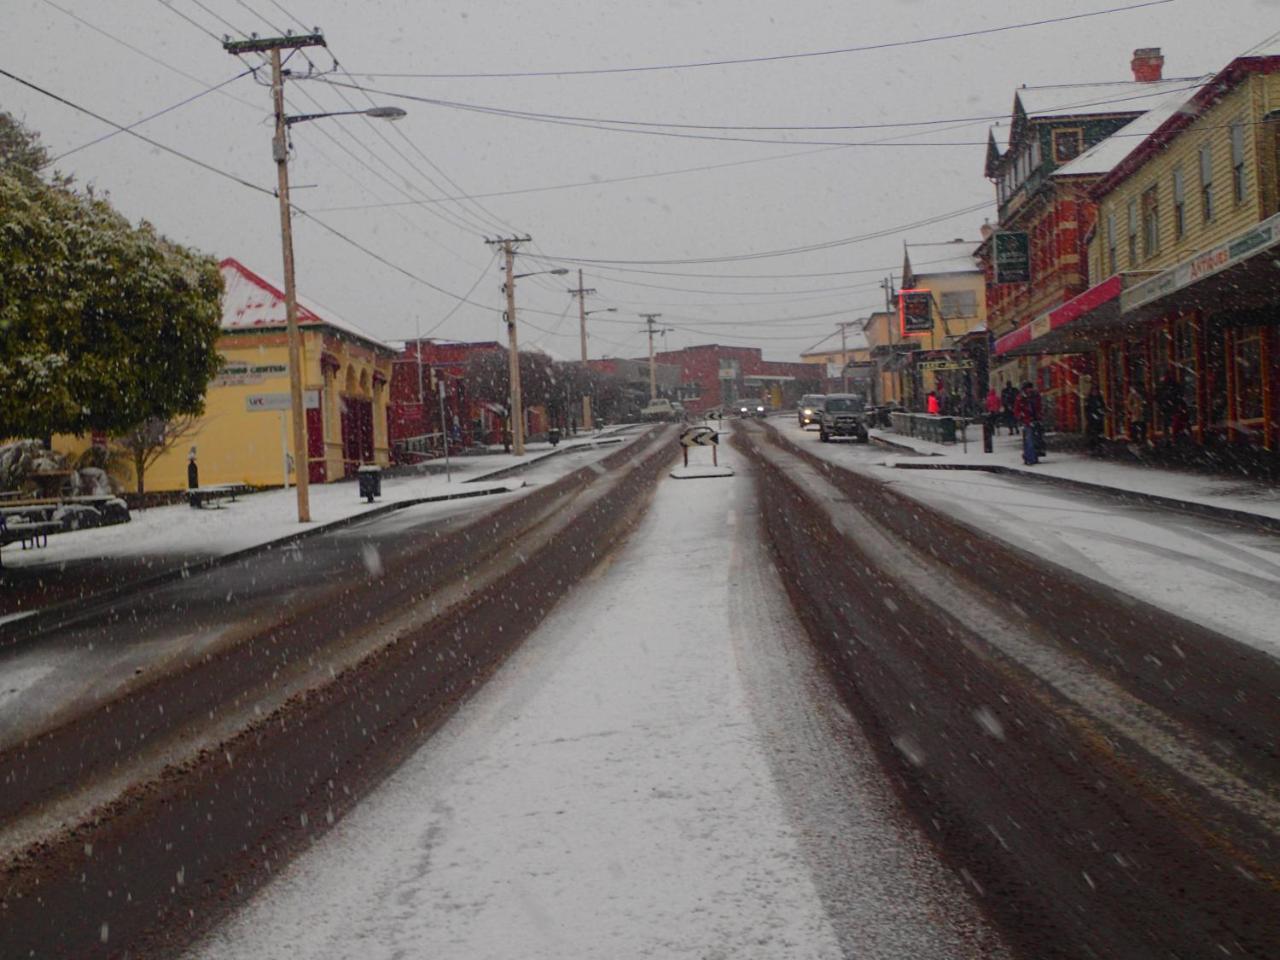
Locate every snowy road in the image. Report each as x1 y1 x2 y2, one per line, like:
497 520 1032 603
189 441 1003 960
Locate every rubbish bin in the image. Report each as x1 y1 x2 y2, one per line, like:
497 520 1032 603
547 428 561 447
357 464 382 503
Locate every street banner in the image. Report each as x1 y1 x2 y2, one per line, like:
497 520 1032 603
993 231 1031 284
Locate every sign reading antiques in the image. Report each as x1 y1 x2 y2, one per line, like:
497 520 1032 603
917 359 975 372
899 289 934 336
993 231 1031 284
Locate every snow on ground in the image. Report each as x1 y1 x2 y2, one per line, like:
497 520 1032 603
783 420 1280 658
188 434 1002 960
869 425 1280 522
0 434 628 573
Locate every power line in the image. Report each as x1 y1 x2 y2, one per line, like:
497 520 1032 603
528 199 993 266
0 67 275 197
334 1 1174 79
46 69 253 165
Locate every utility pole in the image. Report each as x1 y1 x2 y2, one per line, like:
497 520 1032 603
641 313 665 402
225 31 326 524
486 236 532 456
837 321 858 394
568 269 597 430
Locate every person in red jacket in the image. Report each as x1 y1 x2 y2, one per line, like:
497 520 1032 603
926 391 940 415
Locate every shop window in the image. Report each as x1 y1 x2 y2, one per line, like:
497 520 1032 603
1141 184 1160 259
1231 119 1246 203
1053 128 1083 163
1172 167 1186 239
1127 199 1138 266
1236 331 1264 420
1200 143 1215 222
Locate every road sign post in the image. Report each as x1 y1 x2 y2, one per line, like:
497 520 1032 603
679 426 720 467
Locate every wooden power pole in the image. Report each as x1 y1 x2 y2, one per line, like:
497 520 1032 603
641 313 665 402
569 269 597 430
225 31 326 524
486 236 531 456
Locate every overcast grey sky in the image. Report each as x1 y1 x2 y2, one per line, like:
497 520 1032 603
3 0 1275 360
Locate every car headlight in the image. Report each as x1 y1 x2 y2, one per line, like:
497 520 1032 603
803 408 813 415
756 405 765 412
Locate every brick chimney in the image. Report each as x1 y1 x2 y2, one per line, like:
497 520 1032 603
1131 47 1165 82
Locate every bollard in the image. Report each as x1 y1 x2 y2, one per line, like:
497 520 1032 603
983 417 994 453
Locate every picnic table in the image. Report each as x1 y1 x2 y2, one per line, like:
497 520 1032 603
187 483 251 509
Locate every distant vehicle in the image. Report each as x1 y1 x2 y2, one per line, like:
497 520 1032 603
798 394 826 429
640 399 680 422
818 393 869 443
737 399 768 419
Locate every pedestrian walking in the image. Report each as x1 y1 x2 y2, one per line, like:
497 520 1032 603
926 390 941 415
1126 385 1148 445
1084 383 1107 453
1014 381 1043 465
1001 382 1019 435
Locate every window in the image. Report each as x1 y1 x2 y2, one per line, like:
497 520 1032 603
1127 198 1138 266
940 290 978 318
1236 331 1264 420
1231 120 1246 203
1053 128 1083 163
1030 137 1042 170
1141 184 1159 259
1106 211 1117 275
1200 143 1214 221
1172 167 1186 239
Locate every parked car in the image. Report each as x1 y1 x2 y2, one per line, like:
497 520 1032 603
818 393 869 442
798 394 826 429
640 399 680 421
737 399 768 419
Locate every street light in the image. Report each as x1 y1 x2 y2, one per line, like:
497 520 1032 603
269 94 407 522
499 266 569 456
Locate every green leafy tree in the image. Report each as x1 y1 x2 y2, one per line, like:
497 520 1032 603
0 113 224 442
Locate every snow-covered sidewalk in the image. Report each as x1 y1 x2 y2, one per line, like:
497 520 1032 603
188 444 1001 960
866 424 1280 524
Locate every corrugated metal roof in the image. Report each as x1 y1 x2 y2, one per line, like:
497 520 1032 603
219 258 395 353
905 240 981 276
1052 80 1209 178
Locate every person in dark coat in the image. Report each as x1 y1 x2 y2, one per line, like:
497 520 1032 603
1084 383 1107 453
1001 382 1019 435
1014 381 1043 465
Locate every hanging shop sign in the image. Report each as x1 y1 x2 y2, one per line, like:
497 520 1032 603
899 289 934 336
993 231 1032 284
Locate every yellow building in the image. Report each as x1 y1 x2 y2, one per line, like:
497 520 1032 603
1007 51 1280 457
899 241 989 411
861 310 906 404
60 258 396 492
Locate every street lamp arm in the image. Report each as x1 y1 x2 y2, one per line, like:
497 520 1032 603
285 106 406 126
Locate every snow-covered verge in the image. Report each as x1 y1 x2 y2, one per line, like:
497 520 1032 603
0 435 626 575
187 444 1003 960
778 420 1280 659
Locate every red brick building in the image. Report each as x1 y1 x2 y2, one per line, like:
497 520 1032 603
654 344 822 414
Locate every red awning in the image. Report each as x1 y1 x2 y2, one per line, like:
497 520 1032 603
994 273 1127 357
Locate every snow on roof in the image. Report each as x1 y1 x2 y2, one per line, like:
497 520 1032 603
1014 77 1199 118
1053 80 1209 178
218 258 395 353
905 240 981 276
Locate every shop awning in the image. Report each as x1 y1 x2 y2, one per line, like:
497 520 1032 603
994 272 1153 357
1121 210 1280 322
